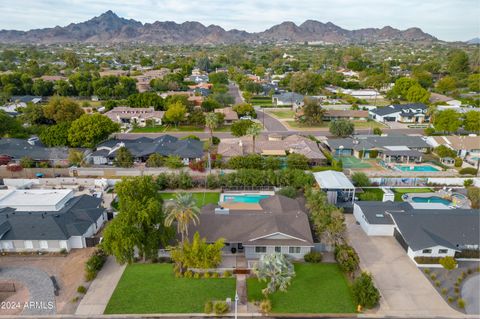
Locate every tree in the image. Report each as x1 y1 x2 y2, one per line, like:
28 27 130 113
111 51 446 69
102 176 172 263
164 193 201 243
44 96 84 123
373 127 382 135
289 71 324 94
301 99 325 126
63 51 80 69
447 49 469 75
20 156 35 168
252 253 295 297
68 149 85 167
434 145 457 158
436 76 457 94
389 77 418 99
20 103 48 125
463 110 480 133
0 111 25 137
187 108 205 127
352 272 380 309
205 112 219 144
145 153 164 167
39 122 70 147
467 187 480 209
113 147 134 168
405 85 430 103
211 92 234 107
127 92 165 110
32 79 54 96
433 109 461 133
286 153 309 170
352 172 370 187
231 119 254 137
164 101 187 127
233 103 255 117
335 244 359 276
329 119 354 137
242 91 252 103
467 74 480 92
439 256 457 278
208 72 228 84
68 114 119 148
201 98 221 112
164 155 184 168
246 123 262 154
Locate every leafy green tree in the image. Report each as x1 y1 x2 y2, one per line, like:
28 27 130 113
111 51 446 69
201 98 221 112
434 145 457 158
389 77 418 99
335 244 360 276
44 96 84 123
32 79 54 96
286 153 309 170
231 119 254 137
463 110 480 133
164 193 201 243
412 69 433 88
467 74 480 92
246 122 262 154
164 155 184 168
187 108 205 127
352 172 370 187
164 101 187 127
208 72 228 84
300 99 325 126
205 112 219 144
63 51 80 69
54 80 75 96
233 103 255 117
92 76 137 99
20 103 48 125
102 176 171 263
406 84 430 103
113 147 134 168
0 111 25 137
264 156 281 170
436 76 457 94
352 272 380 309
39 122 70 146
253 253 295 297
20 156 35 168
289 71 324 94
329 119 354 137
68 114 119 148
68 71 95 97
145 153 164 167
126 92 165 110
373 127 382 135
433 109 461 133
68 149 85 167
211 92 234 107
447 49 470 75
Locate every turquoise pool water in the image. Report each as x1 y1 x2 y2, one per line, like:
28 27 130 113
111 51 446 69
471 157 480 161
395 165 439 172
412 196 451 205
223 194 270 203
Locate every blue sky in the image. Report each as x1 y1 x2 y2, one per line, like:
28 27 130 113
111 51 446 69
0 0 478 41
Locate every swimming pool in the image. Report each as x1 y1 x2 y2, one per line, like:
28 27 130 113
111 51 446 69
222 194 270 203
395 165 439 172
411 196 452 205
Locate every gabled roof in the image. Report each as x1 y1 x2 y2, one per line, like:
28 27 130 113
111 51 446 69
0 138 69 161
327 135 430 151
370 103 427 116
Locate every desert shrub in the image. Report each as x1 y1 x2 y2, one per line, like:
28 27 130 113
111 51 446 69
448 296 454 303
423 269 431 274
193 272 201 279
435 280 441 287
457 299 466 308
259 299 272 314
203 272 211 279
212 272 220 278
213 301 229 315
441 288 448 295
85 249 107 281
204 300 213 314
184 270 193 278
304 251 323 263
430 273 437 280
463 179 474 187
454 157 463 167
77 285 87 294
223 271 232 278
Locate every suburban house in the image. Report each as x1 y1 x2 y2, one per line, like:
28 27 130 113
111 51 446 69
0 189 106 252
369 103 429 123
189 195 314 262
217 134 327 165
0 137 69 166
104 107 165 127
326 135 432 163
313 170 355 204
322 110 369 121
325 86 382 99
426 136 480 158
353 201 479 262
89 135 204 165
272 92 304 108
214 107 239 124
132 68 170 92
1 95 43 115
429 93 462 107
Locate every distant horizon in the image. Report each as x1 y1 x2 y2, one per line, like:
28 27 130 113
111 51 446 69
0 1 479 42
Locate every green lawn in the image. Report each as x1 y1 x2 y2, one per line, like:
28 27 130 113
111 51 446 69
393 188 432 201
358 188 384 201
105 264 235 314
335 156 372 169
160 192 220 207
247 263 355 313
267 110 295 119
251 96 273 106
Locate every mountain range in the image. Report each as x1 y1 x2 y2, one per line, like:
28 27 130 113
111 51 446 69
0 10 438 45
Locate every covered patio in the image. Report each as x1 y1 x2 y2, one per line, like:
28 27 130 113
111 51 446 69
381 147 423 164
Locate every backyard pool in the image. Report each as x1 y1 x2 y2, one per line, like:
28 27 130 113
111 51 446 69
395 165 439 172
411 196 452 205
222 194 270 203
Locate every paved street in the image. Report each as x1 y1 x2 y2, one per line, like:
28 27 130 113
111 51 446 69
228 82 244 105
256 108 288 132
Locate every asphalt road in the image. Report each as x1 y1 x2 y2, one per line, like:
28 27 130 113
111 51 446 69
228 82 244 105
256 108 289 132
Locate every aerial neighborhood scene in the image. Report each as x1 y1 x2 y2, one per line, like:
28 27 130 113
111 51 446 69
0 1 479 318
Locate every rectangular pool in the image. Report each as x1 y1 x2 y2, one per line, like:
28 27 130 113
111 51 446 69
412 196 451 205
222 194 270 204
395 165 439 172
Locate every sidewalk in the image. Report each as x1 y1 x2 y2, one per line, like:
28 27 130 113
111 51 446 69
75 256 126 315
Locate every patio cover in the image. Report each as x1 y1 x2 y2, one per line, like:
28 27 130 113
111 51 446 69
313 170 355 190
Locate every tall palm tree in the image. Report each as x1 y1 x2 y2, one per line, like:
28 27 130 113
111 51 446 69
164 193 200 243
246 123 262 154
205 113 219 144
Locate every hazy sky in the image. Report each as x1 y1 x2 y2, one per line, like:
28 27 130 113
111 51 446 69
0 0 478 41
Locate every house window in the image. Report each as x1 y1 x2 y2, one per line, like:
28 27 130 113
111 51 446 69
275 246 281 253
39 240 48 250
289 247 301 254
24 241 33 249
255 246 266 253
438 249 448 254
422 249 432 254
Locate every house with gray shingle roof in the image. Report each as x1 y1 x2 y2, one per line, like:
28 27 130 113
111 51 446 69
0 138 69 166
369 103 428 123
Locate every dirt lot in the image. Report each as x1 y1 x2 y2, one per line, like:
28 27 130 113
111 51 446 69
0 248 94 314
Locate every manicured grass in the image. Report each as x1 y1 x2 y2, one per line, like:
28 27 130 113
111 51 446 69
105 264 235 314
358 188 384 201
335 156 372 169
393 188 433 201
251 96 273 106
131 125 230 133
247 263 355 313
160 192 220 207
267 110 295 119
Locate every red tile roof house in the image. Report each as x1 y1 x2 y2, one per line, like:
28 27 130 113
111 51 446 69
104 107 164 127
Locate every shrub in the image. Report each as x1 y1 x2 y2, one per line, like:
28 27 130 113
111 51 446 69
441 288 448 295
415 256 441 264
184 270 193 278
259 299 272 314
193 272 201 279
454 157 463 167
424 127 435 136
211 136 220 145
223 271 232 278
59 248 67 255
447 296 454 303
430 274 437 280
304 251 323 263
85 249 107 281
435 280 441 287
212 272 220 278
276 186 297 198
213 300 229 315
467 187 480 209
454 287 460 294
369 150 379 158
335 244 359 275
189 160 205 172
463 179 474 187
423 269 431 274
204 300 213 314
352 272 380 309
457 298 466 309
77 285 87 294
164 155 184 169
459 167 478 175
203 272 211 279
351 172 370 187
146 153 164 167
286 153 309 170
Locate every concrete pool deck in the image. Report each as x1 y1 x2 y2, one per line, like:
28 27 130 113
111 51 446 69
403 192 471 209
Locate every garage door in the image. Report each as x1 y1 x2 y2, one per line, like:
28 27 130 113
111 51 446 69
394 228 408 252
384 116 396 122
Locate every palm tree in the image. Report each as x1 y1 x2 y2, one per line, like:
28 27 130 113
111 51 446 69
164 193 200 243
205 113 219 144
253 253 295 297
246 123 262 154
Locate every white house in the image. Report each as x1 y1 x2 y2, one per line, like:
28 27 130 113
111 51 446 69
369 103 428 123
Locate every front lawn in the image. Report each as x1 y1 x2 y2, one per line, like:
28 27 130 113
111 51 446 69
105 264 235 314
393 188 432 201
358 188 384 201
267 110 295 119
160 192 220 208
247 263 355 313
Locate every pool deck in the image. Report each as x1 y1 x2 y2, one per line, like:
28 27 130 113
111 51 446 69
220 202 263 210
403 192 471 209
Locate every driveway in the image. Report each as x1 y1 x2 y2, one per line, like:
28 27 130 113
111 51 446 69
462 274 480 315
345 214 460 317
0 267 56 315
255 108 289 132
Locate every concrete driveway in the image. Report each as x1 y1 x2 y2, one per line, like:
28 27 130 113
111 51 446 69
462 274 480 315
345 214 460 317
